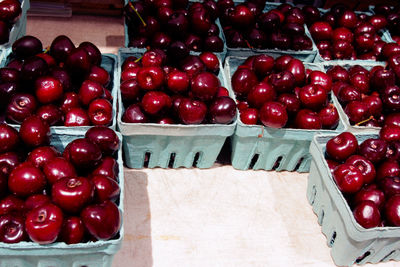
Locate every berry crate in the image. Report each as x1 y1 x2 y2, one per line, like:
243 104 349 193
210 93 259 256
225 55 347 171
222 1 318 62
1 48 118 134
306 131 400 266
322 60 387 133
0 130 124 267
117 48 236 169
123 0 227 60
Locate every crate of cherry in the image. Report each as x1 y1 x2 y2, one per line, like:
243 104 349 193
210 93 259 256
0 121 124 267
307 4 392 63
307 125 400 265
225 54 346 171
0 35 118 134
369 4 400 46
117 48 236 169
123 0 227 59
0 0 30 55
219 1 318 62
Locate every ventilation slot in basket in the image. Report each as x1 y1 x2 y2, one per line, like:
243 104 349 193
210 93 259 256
143 152 151 168
318 209 325 225
272 156 283 170
355 251 371 264
168 153 176 168
249 154 259 169
193 152 201 167
381 250 396 262
329 231 336 247
309 185 317 205
294 157 305 171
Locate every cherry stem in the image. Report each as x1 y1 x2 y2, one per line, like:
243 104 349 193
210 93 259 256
129 1 146 27
43 46 50 53
245 40 253 49
134 56 143 63
355 115 374 126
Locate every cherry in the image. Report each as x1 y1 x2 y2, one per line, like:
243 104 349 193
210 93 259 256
385 195 400 226
362 95 383 118
12 36 42 59
66 138 102 169
252 54 274 78
178 98 207 124
353 184 385 210
247 82 276 109
326 132 358 162
298 84 327 111
25 203 63 244
333 163 364 194
308 70 332 93
6 93 38 124
120 79 140 103
142 91 171 115
376 160 400 180
137 66 165 90
310 21 332 41
344 101 369 125
87 65 110 86
381 85 400 113
231 67 258 96
319 104 339 129
346 155 376 184
19 116 50 147
180 55 206 79
378 176 400 198
91 174 120 203
199 52 219 73
8 162 47 198
0 195 25 216
79 41 101 66
92 157 118 181
60 216 85 244
78 80 105 106
0 123 19 153
294 109 322 129
50 67 72 91
240 108 258 125
229 4 254 29
380 124 400 143
35 76 64 104
85 127 120 156
121 66 140 82
24 194 51 211
88 98 113 126
259 101 288 128
36 105 63 126
208 96 236 124
122 104 148 123
64 108 90 126
0 214 27 243
0 151 20 177
65 47 92 76
60 92 80 114
337 85 361 104
332 27 354 43
353 201 381 228
27 146 60 169
327 66 349 83
50 35 75 63
52 177 94 214
191 72 220 101
166 70 189 93
81 201 121 240
43 157 77 185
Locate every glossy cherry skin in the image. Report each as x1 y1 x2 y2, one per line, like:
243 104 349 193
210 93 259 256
327 65 349 83
25 203 64 244
60 92 80 114
27 146 60 169
319 104 339 129
252 54 274 78
43 157 77 185
122 104 148 123
52 177 94 214
81 200 121 240
277 93 300 116
88 98 113 126
333 163 364 194
259 101 288 128
8 162 47 198
382 85 400 112
36 105 63 126
79 41 101 66
208 96 236 124
385 195 400 226
0 82 18 107
137 66 165 91
12 36 42 59
92 157 118 181
308 70 332 93
60 216 85 244
50 67 72 92
49 35 75 63
0 151 20 177
240 108 258 125
310 21 332 41
380 124 400 143
326 132 358 162
353 201 381 228
91 174 120 203
378 176 400 198
346 155 376 184
359 138 387 164
0 214 27 243
268 71 295 94
0 123 19 153
180 55 206 79
298 84 327 111
191 72 220 102
120 79 140 103
121 66 140 82
231 67 258 96
85 127 120 156
24 194 51 211
141 91 171 116
294 109 322 129
178 98 207 124
376 160 400 180
166 70 189 93
6 93 38 124
87 65 110 86
353 184 385 210
64 108 91 127
199 52 219 73
66 138 102 169
78 80 105 106
65 47 92 76
0 195 25 216
21 56 49 82
35 76 63 104
362 95 382 118
344 101 369 125
247 82 276 109
19 115 50 147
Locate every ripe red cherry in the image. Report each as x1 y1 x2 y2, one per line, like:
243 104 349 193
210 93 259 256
35 76 63 104
36 104 63 126
0 152 19 184
332 27 354 43
319 104 339 129
60 216 85 244
85 126 120 156
346 155 376 184
52 177 94 214
92 156 118 180
344 101 369 125
268 71 295 94
8 162 47 198
121 67 140 82
277 93 300 115
137 66 165 91
91 174 120 203
27 146 60 169
338 10 357 28
191 72 220 102
166 70 189 93
208 96 237 124
141 50 163 67
362 95 382 117
67 138 102 169
380 124 400 143
333 163 364 194
122 104 148 123
88 98 113 126
25 203 64 244
87 65 110 86
294 109 322 129
19 115 50 147
178 98 207 124
353 201 381 228
353 184 385 210
65 47 91 76
247 82 276 109
81 200 121 240
259 101 288 128
376 160 400 180
78 80 105 106
326 132 358 162
378 176 400 198
43 157 77 185
359 138 387 164
298 84 327 111
286 59 305 86
252 54 274 78
310 21 332 41
0 214 27 243
64 108 90 126
0 123 19 153
120 79 140 103
327 66 349 83
308 70 332 93
6 93 38 124
199 52 219 73
60 92 80 114
231 67 258 96
229 4 254 29
385 195 400 226
217 87 229 97
24 194 51 211
0 195 25 216
240 108 258 125
141 91 171 115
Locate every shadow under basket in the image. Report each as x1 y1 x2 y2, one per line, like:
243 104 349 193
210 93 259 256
307 132 400 266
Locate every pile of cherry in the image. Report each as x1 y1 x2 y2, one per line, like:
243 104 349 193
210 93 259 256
0 0 21 45
328 63 400 127
372 4 400 46
0 121 121 244
231 54 339 129
124 0 224 53
325 122 400 228
308 4 389 60
0 35 113 127
121 49 236 125
220 0 313 51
